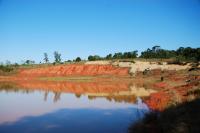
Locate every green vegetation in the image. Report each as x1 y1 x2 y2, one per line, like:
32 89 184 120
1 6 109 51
1 46 199 67
113 51 138 59
0 64 18 75
43 53 49 63
54 51 62 63
88 51 138 61
0 65 14 72
24 60 35 65
140 46 200 62
75 57 81 62
88 55 102 61
87 46 199 62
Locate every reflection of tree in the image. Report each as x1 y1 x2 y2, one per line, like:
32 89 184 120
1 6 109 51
0 82 19 90
1 80 149 104
53 92 61 102
106 97 112 101
75 93 81 98
44 91 49 101
0 82 33 94
88 95 136 103
108 95 136 103
88 95 96 100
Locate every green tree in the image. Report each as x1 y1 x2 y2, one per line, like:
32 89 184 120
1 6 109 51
88 55 102 61
152 45 161 53
140 46 200 61
25 60 35 65
113 52 123 59
106 54 112 60
88 55 94 61
43 53 49 63
54 51 61 63
75 57 81 62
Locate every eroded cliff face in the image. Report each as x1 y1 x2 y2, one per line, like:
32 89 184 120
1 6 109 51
19 64 130 76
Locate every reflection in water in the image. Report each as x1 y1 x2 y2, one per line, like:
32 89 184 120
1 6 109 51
0 81 156 103
53 92 61 103
0 108 148 133
0 81 152 133
44 91 49 101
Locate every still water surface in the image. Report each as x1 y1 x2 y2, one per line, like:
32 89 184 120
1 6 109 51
0 81 149 133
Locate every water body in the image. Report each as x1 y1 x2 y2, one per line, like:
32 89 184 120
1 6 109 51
0 82 149 133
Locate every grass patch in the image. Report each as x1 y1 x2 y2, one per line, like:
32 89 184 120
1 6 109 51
0 65 18 76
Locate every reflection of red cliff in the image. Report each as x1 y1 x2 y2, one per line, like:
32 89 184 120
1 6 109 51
145 91 171 111
19 64 129 76
145 81 200 111
16 80 131 94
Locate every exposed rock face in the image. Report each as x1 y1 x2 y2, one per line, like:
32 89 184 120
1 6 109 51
19 64 130 76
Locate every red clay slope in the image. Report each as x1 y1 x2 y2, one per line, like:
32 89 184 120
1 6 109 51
19 64 130 77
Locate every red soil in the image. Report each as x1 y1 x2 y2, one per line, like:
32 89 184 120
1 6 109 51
146 77 200 111
153 82 168 89
18 64 130 77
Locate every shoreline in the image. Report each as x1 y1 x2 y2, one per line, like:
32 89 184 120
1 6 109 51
0 60 199 111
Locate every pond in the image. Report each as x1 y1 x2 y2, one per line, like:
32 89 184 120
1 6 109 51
0 81 150 133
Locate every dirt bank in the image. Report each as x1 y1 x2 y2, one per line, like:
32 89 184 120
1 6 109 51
143 69 200 111
19 64 130 77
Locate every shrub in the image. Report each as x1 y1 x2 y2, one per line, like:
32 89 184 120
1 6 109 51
75 57 81 62
0 65 14 72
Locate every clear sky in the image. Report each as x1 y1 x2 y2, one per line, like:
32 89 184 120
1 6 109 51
0 0 200 63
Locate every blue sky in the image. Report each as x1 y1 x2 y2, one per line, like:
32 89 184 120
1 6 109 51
0 0 200 63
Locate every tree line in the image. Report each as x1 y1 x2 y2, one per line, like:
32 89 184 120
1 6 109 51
88 51 138 61
140 46 200 62
1 46 199 67
88 46 200 62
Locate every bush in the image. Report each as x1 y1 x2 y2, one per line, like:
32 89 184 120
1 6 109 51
0 65 14 72
88 55 102 61
75 57 81 62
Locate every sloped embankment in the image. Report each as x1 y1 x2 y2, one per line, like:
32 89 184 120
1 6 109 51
19 64 130 77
